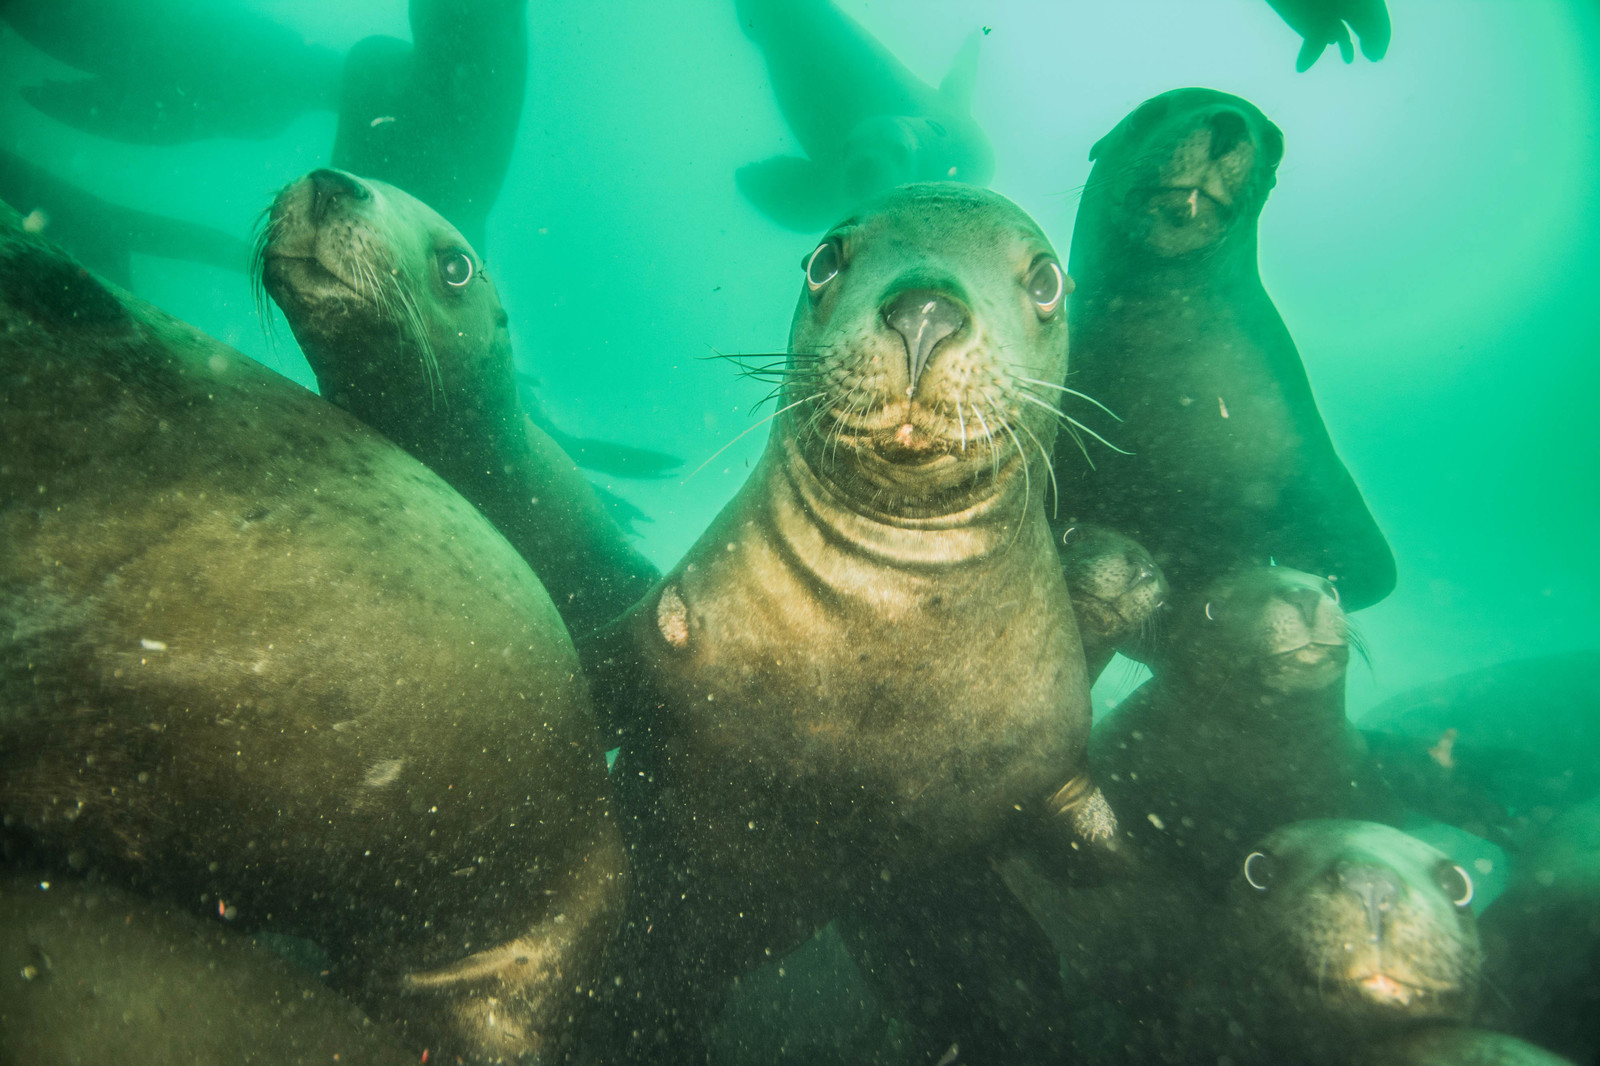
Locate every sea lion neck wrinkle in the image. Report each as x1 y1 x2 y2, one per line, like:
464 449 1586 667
770 424 1035 575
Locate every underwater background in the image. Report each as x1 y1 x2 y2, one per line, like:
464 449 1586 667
3 0 1597 897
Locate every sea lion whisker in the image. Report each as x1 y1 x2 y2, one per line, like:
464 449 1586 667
682 393 822 484
955 399 967 452
992 411 1032 544
1014 412 1060 520
1013 376 1123 422
389 273 447 409
972 402 1000 481
1016 392 1133 456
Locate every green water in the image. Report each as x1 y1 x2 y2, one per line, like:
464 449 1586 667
3 1 1598 1061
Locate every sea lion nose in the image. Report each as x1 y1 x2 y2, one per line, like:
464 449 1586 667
308 169 371 222
1205 109 1250 159
883 290 967 389
1280 586 1325 628
1337 862 1401 942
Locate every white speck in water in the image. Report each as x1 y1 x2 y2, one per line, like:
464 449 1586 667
363 759 404 787
1147 813 1166 830
140 639 167 652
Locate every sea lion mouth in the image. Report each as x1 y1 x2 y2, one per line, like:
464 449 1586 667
262 252 364 299
1136 184 1233 228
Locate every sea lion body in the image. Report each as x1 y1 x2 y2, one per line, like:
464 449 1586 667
1004 820 1483 1066
0 875 414 1065
1055 88 1394 616
735 0 993 231
261 169 657 636
0 205 624 1061
584 183 1096 1059
1093 566 1399 883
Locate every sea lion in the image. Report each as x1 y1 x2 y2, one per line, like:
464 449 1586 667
0 149 249 287
259 168 658 637
581 183 1101 1061
0 874 414 1065
1003 820 1483 1066
1058 523 1167 681
0 202 625 1062
1053 88 1395 617
1478 795 1600 1064
1266 0 1392 72
1093 565 1400 885
735 0 994 232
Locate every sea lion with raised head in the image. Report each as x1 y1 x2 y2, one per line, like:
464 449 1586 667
735 0 994 232
260 168 658 636
1093 565 1400 885
0 875 414 1065
1058 523 1167 681
581 183 1104 1061
0 202 625 1062
1003 820 1483 1066
1054 88 1395 618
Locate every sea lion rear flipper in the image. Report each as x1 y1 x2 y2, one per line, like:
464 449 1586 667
554 436 683 479
1349 0 1392 61
736 156 841 233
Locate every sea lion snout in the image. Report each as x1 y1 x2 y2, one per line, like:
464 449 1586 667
308 167 371 223
882 288 967 389
1337 860 1402 941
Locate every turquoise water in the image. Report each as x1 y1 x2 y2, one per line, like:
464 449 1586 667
4 1 1599 1060
6 0 1594 720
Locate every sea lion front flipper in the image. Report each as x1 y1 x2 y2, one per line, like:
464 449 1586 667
736 155 842 233
548 435 683 479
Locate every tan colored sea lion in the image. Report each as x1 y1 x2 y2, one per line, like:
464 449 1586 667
0 874 414 1065
581 183 1103 1061
259 168 658 636
1093 565 1400 885
0 202 624 1062
1054 88 1395 618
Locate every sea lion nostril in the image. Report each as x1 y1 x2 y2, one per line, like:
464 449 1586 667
883 289 967 388
1338 861 1402 940
1281 586 1325 628
1206 109 1250 159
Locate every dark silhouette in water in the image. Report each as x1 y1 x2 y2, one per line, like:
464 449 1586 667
1054 88 1396 618
0 149 249 287
1267 0 1391 71
735 0 993 232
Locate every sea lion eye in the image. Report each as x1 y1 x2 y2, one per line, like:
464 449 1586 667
1026 257 1067 317
1243 851 1274 891
1434 862 1473 908
805 239 842 293
440 251 474 288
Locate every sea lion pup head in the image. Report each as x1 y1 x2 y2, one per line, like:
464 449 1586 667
1176 565 1350 694
257 168 510 411
1074 87 1284 273
783 182 1070 521
1230 821 1481 1032
1058 523 1168 652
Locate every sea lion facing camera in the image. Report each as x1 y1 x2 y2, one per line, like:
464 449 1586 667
735 0 994 231
1094 566 1400 885
260 168 658 636
1058 523 1167 681
1054 88 1395 615
582 183 1102 1060
0 203 625 1062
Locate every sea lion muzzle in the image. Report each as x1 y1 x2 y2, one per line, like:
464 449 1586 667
882 288 967 389
308 167 370 222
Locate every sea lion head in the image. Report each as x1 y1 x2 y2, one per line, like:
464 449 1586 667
257 169 510 411
840 115 996 201
1231 820 1481 1031
1075 87 1284 270
1177 566 1350 694
1058 524 1167 650
781 183 1069 520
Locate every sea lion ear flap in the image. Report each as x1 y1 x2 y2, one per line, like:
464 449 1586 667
938 30 982 111
1088 130 1113 163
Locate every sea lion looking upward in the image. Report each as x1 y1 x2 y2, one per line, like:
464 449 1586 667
0 202 625 1061
582 183 1103 1061
260 169 658 636
735 0 994 232
1094 566 1400 885
1055 88 1395 615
